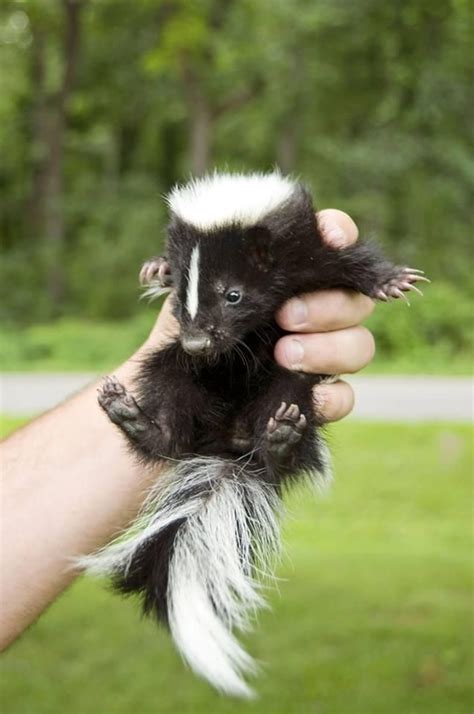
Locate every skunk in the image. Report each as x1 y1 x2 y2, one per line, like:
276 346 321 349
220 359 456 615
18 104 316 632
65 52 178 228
80 171 427 697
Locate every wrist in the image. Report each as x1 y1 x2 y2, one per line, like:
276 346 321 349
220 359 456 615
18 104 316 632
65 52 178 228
114 349 147 388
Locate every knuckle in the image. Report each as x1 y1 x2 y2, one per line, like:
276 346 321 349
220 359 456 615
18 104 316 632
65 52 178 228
305 335 335 374
337 326 375 373
325 290 349 322
349 326 376 367
341 381 355 415
316 290 374 332
314 381 355 422
361 327 376 363
312 290 351 332
317 209 359 246
313 303 336 332
359 293 376 319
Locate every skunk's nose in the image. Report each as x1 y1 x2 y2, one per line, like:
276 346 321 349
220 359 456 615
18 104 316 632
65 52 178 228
181 334 213 356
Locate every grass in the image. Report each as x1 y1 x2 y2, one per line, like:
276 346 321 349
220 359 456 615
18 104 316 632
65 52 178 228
0 415 27 436
1 419 472 714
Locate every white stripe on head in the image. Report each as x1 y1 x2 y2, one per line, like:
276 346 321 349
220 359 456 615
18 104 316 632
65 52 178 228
166 171 297 231
186 245 200 320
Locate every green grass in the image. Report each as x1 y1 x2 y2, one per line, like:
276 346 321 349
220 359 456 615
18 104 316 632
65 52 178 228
0 415 29 437
1 419 472 713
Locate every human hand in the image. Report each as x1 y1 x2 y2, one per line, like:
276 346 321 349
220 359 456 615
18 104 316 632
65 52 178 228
139 209 375 422
274 209 375 421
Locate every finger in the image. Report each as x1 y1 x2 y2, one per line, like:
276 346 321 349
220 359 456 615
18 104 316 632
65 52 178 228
277 288 374 333
274 326 375 374
316 209 359 248
146 295 179 349
313 380 355 422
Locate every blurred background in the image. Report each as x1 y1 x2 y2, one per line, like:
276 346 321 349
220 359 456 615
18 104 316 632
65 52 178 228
0 0 472 370
0 1 472 713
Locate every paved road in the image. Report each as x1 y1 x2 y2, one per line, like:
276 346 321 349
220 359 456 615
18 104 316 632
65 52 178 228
0 373 472 421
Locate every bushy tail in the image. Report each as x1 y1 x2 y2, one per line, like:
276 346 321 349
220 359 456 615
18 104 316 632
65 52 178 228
77 457 282 698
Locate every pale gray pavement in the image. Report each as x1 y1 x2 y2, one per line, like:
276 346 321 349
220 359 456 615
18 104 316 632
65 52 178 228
0 373 472 421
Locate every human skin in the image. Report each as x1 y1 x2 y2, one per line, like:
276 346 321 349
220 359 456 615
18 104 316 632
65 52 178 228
0 209 375 650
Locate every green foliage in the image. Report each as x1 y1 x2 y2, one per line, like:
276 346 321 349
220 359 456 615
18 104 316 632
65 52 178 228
364 280 473 373
0 0 472 367
1 421 472 712
66 176 166 319
0 310 156 372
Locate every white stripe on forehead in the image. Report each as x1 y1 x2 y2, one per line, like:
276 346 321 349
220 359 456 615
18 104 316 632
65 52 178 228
166 171 297 231
186 245 200 319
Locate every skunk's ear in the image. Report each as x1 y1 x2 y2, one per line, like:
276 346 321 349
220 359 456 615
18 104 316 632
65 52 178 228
245 225 274 271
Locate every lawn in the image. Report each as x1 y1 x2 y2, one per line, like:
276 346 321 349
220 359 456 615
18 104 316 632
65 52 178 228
1 420 472 714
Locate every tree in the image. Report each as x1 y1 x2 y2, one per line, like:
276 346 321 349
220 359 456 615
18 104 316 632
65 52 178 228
26 0 85 309
142 0 263 175
0 0 471 325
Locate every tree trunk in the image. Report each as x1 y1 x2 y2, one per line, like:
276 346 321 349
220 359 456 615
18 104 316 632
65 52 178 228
181 62 213 176
189 96 212 176
43 0 84 310
43 112 65 306
277 123 297 173
276 46 302 174
26 27 47 239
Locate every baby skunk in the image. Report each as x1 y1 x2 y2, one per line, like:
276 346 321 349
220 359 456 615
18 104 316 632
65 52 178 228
80 172 427 697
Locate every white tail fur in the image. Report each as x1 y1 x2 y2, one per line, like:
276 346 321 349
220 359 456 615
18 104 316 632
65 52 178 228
77 457 282 697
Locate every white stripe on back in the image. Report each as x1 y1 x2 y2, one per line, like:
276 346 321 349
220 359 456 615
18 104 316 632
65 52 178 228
186 245 200 319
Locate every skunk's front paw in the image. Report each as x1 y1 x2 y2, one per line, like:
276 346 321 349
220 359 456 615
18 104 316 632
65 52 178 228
373 267 430 304
98 377 145 435
139 256 173 287
266 402 307 460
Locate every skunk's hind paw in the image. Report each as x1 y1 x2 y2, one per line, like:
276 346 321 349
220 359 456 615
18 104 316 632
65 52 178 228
373 267 430 304
266 402 307 459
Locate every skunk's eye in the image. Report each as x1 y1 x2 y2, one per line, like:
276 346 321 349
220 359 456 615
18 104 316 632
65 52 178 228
225 290 242 304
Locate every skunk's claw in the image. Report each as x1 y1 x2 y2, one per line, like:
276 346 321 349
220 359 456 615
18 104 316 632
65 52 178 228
139 256 173 287
401 268 431 284
373 267 429 304
400 282 424 296
267 402 307 460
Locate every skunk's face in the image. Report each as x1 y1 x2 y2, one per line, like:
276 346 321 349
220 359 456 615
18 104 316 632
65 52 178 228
167 222 286 357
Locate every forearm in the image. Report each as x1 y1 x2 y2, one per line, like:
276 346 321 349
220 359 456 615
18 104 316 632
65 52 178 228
0 352 159 649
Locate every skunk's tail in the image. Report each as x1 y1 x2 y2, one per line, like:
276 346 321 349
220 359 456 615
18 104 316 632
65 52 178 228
77 457 282 698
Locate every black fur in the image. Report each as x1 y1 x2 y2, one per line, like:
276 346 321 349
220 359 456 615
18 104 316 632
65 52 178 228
98 179 424 626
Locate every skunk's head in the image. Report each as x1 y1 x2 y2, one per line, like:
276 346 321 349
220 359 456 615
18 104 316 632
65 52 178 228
165 172 317 357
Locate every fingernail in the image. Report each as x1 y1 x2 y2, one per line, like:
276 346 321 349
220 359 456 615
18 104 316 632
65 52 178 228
288 297 308 326
285 338 304 369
